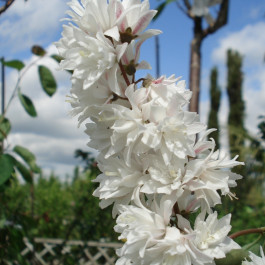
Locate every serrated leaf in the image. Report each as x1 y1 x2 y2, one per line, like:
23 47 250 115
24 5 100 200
13 145 41 174
38 65 57 96
31 45 46 56
0 154 15 185
0 115 11 140
3 60 25 71
18 91 37 117
14 158 33 184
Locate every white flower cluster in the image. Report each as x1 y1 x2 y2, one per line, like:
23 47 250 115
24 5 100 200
56 0 244 264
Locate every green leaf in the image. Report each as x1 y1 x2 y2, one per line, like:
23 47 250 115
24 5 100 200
31 45 46 56
50 54 63 64
215 249 248 265
3 60 25 71
38 65 57 96
153 0 175 21
50 55 73 74
0 154 15 185
0 116 11 140
14 158 33 184
18 91 37 117
13 145 41 174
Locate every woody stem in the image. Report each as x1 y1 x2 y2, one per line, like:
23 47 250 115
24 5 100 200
119 61 130 87
229 227 265 239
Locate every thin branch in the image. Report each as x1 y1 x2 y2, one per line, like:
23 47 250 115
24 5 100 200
0 56 43 123
135 78 145 85
118 61 130 87
183 0 192 10
202 0 229 38
176 0 193 19
230 227 265 239
0 0 16 16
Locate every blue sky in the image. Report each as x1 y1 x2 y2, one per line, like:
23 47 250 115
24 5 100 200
1 0 265 177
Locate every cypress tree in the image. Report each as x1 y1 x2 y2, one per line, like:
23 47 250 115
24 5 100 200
226 49 248 208
208 67 221 149
226 49 246 161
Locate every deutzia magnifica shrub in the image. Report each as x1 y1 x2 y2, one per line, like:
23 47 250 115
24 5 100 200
56 1 262 264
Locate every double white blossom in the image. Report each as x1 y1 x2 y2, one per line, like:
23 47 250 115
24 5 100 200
115 197 239 265
57 1 245 264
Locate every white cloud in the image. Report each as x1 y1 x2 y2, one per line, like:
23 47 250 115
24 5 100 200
0 0 67 53
212 22 265 66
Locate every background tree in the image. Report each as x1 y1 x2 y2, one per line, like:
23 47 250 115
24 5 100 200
207 66 221 149
226 49 246 161
155 0 229 113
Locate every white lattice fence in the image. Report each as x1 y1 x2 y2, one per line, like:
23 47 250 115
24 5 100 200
20 238 122 265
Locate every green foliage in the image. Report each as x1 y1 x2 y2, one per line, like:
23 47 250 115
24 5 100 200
0 154 15 185
13 145 41 174
153 0 176 21
18 90 37 117
0 168 117 259
38 65 57 96
0 115 11 140
226 49 246 160
50 54 63 64
13 158 33 184
215 248 249 265
208 66 221 149
0 45 70 263
3 60 25 71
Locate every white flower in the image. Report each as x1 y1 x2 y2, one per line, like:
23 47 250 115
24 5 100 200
182 141 243 212
114 195 176 263
69 77 112 118
56 27 127 89
193 211 240 259
146 226 212 265
140 153 185 195
109 82 204 165
66 0 159 41
147 212 239 265
242 247 265 265
144 75 192 110
93 155 145 217
115 205 166 261
116 256 133 265
114 194 239 265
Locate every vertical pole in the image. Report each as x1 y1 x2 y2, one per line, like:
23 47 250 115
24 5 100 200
155 36 160 78
0 58 4 154
1 57 5 115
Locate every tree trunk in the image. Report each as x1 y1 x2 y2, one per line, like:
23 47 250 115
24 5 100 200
189 37 202 113
189 17 202 113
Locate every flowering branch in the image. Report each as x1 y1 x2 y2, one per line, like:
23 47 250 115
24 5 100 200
56 1 256 264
